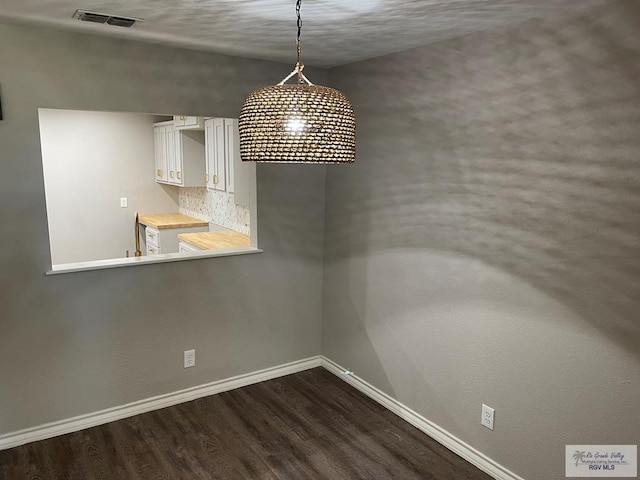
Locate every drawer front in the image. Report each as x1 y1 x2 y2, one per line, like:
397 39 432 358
145 227 160 248
146 244 159 256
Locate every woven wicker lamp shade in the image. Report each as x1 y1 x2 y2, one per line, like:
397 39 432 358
239 84 355 164
238 0 356 164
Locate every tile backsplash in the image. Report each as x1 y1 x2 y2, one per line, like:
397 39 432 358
179 187 250 234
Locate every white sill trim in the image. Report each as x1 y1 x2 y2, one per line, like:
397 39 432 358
46 246 263 275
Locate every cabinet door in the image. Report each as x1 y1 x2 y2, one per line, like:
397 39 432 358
171 126 184 186
183 116 204 129
179 241 199 253
224 119 237 194
166 124 179 185
205 118 227 192
213 118 226 191
174 115 204 130
205 119 214 190
154 125 168 183
233 123 255 208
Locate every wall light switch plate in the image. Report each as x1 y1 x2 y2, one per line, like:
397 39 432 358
120 197 128 208
184 349 195 368
481 404 495 430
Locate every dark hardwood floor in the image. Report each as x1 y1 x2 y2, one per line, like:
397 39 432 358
0 368 493 479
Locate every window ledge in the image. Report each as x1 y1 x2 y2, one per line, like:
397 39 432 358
46 247 263 275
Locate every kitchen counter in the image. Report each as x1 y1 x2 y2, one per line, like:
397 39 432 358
178 230 250 250
138 213 208 230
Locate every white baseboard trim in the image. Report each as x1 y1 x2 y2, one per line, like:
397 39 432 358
321 356 526 480
0 356 322 451
2 353 525 480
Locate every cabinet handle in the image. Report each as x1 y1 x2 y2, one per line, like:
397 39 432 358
213 174 218 184
177 172 182 180
170 171 174 178
157 169 163 177
180 116 186 120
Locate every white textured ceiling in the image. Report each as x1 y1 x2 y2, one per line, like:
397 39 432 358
0 0 609 67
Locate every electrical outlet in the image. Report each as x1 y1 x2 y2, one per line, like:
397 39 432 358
120 197 128 208
184 349 195 368
481 404 495 430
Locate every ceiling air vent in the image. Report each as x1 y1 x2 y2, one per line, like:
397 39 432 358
72 10 142 28
106 16 137 28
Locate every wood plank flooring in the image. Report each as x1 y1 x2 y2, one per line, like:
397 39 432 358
0 368 493 479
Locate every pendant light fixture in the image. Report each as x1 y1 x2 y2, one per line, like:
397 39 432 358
238 0 356 164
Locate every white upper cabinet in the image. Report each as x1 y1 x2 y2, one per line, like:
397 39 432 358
154 121 205 187
204 118 254 208
173 115 205 131
224 119 237 194
166 124 176 183
205 118 226 192
232 128 255 209
154 124 169 183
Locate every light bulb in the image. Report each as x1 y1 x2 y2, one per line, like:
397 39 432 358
285 117 307 135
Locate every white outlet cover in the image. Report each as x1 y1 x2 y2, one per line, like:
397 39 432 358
184 349 195 368
120 197 128 208
482 404 495 430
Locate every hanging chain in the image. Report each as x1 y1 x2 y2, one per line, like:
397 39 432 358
278 0 313 86
296 0 303 83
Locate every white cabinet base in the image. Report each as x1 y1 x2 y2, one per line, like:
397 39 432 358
144 225 208 255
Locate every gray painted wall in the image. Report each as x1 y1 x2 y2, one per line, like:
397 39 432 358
0 23 326 434
324 2 640 479
2 3 639 479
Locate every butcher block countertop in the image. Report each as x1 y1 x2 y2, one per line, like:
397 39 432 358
178 231 250 250
138 213 208 230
